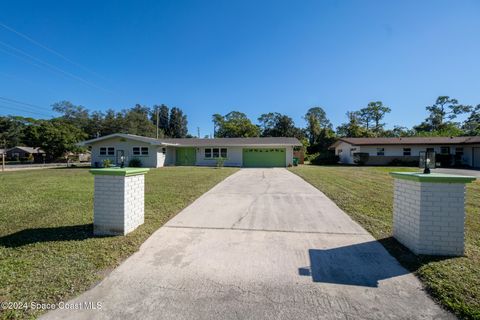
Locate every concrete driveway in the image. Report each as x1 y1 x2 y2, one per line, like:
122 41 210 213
43 169 452 320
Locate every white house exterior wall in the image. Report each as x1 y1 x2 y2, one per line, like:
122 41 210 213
195 146 243 167
335 142 357 164
90 137 158 168
194 145 294 167
335 143 476 166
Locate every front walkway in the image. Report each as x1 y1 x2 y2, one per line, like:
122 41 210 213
43 169 452 319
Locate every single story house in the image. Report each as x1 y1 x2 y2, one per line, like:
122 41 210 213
6 146 45 162
330 136 480 168
79 133 302 168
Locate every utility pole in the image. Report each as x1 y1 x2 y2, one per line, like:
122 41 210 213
156 106 160 139
197 127 200 138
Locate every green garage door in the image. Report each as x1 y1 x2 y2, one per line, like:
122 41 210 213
242 148 286 167
176 147 196 166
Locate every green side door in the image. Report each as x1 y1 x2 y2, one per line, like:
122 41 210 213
176 148 196 166
242 148 286 167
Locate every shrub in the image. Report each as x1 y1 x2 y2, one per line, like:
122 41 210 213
388 158 418 167
353 152 369 166
310 152 339 165
102 159 112 168
128 158 142 167
216 157 225 168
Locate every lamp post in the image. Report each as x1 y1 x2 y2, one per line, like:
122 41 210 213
423 153 431 174
120 155 125 168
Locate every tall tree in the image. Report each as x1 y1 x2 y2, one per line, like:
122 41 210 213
463 104 480 136
336 111 366 137
304 107 331 144
422 96 471 131
25 119 86 159
365 101 391 134
123 104 157 137
258 112 304 139
168 107 188 138
52 100 90 132
212 111 259 138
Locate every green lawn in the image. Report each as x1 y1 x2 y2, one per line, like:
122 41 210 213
290 165 480 320
0 167 238 319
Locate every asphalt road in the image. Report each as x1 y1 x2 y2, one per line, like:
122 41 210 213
43 168 453 320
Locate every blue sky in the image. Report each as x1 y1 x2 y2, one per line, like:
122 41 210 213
1 0 479 136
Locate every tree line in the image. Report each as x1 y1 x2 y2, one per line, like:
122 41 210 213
0 101 189 158
1 95 480 159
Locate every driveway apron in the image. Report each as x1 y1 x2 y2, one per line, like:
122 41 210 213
43 168 453 320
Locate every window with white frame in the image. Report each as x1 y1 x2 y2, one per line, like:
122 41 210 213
403 148 411 156
133 147 149 155
376 148 385 156
220 148 227 158
100 147 114 156
204 148 226 158
205 148 212 158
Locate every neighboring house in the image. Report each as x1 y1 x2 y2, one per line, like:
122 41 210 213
330 137 480 168
6 146 45 162
79 133 302 168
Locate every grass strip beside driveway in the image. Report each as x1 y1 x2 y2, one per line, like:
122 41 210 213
290 165 480 320
0 167 238 319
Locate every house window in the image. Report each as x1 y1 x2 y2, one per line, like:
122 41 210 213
220 148 227 158
455 147 464 157
403 148 411 156
162 148 166 154
133 147 149 155
133 147 140 155
100 147 114 156
376 148 385 156
212 148 220 158
141 147 149 155
440 146 450 155
205 148 212 158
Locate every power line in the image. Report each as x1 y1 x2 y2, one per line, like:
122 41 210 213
0 40 111 93
0 96 52 112
0 103 52 118
0 21 106 80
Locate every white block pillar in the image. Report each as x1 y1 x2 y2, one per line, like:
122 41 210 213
90 167 150 236
390 172 475 256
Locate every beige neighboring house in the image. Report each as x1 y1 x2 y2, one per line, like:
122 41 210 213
79 133 302 168
330 136 480 168
6 146 45 162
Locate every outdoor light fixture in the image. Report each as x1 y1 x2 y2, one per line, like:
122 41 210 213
423 153 431 174
120 155 125 168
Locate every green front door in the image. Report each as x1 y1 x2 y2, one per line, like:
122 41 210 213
242 148 286 167
176 148 196 166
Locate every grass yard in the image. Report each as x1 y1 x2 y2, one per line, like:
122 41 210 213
0 166 238 319
290 165 480 320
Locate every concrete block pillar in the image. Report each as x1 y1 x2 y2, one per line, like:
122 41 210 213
90 167 150 236
390 172 475 256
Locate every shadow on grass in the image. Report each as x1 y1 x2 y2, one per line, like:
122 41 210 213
376 237 455 274
0 224 110 248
